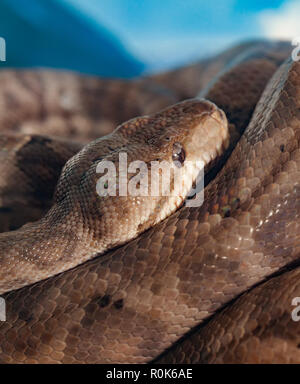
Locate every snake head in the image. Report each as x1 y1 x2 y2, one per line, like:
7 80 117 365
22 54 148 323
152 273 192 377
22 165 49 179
53 98 228 253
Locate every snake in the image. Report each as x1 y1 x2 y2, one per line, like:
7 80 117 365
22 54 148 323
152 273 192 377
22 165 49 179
0 39 299 364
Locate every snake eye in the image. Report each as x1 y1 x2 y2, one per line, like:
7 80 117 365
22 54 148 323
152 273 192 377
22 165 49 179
172 142 185 168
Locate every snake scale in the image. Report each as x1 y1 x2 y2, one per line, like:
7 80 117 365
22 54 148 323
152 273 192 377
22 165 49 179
0 40 300 364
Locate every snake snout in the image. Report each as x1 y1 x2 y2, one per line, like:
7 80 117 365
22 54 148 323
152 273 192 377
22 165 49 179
210 107 227 125
186 99 228 131
177 98 219 117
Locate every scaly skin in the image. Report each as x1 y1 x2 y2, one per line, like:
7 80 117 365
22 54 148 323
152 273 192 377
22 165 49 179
0 133 82 232
0 99 227 295
156 265 300 364
0 43 299 364
146 40 292 100
0 70 176 142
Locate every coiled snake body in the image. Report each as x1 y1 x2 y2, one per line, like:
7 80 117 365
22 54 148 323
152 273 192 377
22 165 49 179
0 40 300 364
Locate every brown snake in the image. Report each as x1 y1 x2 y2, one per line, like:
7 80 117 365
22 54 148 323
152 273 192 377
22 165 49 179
0 40 300 364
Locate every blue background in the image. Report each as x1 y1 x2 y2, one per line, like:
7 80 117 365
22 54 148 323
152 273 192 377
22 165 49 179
0 0 295 77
